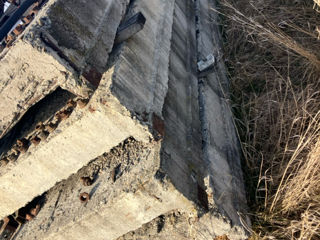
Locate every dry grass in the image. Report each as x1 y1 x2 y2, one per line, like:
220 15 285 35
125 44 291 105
217 0 320 239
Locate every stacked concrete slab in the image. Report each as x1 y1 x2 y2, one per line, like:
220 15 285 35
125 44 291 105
0 0 250 239
0 0 135 219
0 0 129 140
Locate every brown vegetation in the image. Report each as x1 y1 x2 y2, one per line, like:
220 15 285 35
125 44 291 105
218 0 320 239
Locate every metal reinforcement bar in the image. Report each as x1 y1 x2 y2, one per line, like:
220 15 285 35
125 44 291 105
114 12 146 44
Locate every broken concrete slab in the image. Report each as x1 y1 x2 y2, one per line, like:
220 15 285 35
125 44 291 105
0 0 129 139
110 0 175 117
0 0 175 220
15 0 249 239
1 0 250 239
158 0 249 238
0 74 151 218
195 0 250 236
14 139 193 240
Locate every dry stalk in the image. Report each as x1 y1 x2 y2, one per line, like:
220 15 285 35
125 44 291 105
219 0 320 239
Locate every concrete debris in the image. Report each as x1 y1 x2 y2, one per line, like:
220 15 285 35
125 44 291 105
0 0 250 239
197 54 215 72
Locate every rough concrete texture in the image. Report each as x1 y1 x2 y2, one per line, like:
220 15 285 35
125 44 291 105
117 211 194 240
0 71 151 218
161 0 204 209
110 0 175 117
0 0 175 219
44 0 129 72
0 0 129 139
14 139 193 240
1 0 250 239
118 210 243 240
0 40 84 139
158 0 250 238
195 0 250 230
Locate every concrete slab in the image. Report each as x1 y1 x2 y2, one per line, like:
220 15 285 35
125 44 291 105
0 71 151 218
110 0 175 117
1 0 250 239
0 0 129 139
161 0 204 207
195 0 250 237
14 139 193 240
0 0 175 218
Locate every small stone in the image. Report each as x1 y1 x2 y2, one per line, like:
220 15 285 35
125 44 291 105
88 105 96 113
77 99 89 109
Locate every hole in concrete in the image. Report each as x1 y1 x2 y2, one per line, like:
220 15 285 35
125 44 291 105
156 215 165 233
197 184 209 211
0 87 75 159
79 192 90 203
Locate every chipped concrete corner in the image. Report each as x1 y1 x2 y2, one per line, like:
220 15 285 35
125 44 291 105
0 0 250 239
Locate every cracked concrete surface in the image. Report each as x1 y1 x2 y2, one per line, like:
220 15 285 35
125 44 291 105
0 0 173 219
14 139 193 240
0 0 250 239
0 0 129 139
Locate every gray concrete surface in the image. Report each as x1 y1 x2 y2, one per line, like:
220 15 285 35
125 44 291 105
1 0 250 239
0 71 151 218
196 0 250 231
110 0 175 117
0 0 175 218
14 139 192 240
0 0 128 139
159 0 250 238
161 0 204 211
